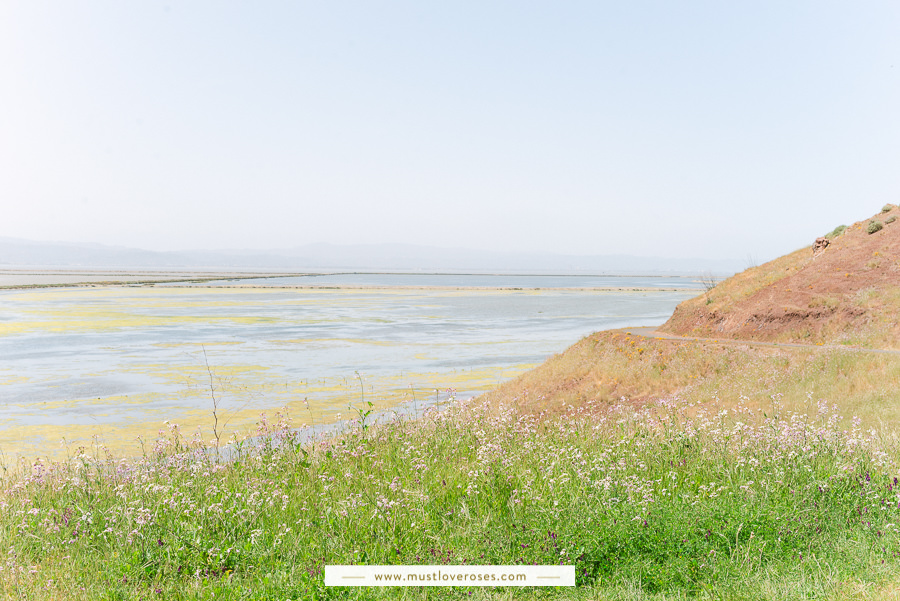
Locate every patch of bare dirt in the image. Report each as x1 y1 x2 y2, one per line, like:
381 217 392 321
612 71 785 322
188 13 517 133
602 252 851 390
661 208 900 348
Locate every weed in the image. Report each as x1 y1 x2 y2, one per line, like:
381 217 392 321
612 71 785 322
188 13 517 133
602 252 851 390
825 225 848 238
808 295 839 310
867 220 884 234
201 345 222 459
699 272 718 305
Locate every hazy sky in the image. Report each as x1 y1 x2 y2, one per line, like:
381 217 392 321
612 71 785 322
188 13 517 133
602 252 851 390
2 2 898 261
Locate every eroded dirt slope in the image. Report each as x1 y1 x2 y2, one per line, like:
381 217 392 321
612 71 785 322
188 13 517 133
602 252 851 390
660 207 900 348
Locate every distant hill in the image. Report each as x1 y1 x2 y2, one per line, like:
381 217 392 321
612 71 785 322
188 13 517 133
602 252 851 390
660 206 900 348
0 238 744 275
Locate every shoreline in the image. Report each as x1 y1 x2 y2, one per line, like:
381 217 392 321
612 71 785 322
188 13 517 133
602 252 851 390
0 269 703 292
0 270 309 289
166 284 702 292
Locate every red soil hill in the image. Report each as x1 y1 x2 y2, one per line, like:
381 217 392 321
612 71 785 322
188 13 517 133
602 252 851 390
660 206 900 349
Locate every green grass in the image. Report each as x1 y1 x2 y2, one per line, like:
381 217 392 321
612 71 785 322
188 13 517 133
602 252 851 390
3 385 900 599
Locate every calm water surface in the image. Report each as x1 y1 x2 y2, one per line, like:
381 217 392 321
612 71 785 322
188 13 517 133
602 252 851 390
0 275 697 459
175 273 704 289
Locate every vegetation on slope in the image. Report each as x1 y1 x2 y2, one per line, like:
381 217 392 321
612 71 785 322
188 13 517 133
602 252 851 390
483 330 900 428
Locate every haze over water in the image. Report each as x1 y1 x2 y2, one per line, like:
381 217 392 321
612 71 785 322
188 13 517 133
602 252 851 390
0 274 697 459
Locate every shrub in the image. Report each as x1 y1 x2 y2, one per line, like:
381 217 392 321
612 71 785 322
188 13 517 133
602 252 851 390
882 204 894 213
887 215 897 224
867 220 883 234
825 224 847 238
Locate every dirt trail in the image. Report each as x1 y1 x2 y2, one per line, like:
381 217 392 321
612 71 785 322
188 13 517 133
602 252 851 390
621 326 900 356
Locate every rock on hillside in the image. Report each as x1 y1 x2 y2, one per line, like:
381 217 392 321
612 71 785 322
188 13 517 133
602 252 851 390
660 207 900 349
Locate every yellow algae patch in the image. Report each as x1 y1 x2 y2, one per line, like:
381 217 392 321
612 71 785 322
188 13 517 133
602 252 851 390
0 311 283 336
270 337 399 347
271 337 521 350
133 362 273 378
2 285 279 303
101 299 271 309
0 405 328 463
0 423 137 462
0 420 192 463
21 391 170 412
123 362 275 392
0 374 31 385
388 365 539 390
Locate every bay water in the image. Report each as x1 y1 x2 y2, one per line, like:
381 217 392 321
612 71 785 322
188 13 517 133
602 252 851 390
0 274 698 459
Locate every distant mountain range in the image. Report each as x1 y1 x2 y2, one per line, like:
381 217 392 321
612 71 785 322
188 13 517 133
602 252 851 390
0 237 746 275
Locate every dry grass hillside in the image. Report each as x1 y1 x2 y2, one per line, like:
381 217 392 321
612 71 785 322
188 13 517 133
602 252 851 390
482 329 900 429
485 206 900 426
660 206 900 348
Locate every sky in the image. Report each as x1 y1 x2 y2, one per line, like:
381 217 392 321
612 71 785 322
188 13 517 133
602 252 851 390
1 2 898 262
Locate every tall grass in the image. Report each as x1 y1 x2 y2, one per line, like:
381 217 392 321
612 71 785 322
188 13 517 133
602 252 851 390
483 331 900 427
2 390 900 599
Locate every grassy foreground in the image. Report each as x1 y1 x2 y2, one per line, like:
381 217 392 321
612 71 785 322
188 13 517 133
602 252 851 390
3 370 900 599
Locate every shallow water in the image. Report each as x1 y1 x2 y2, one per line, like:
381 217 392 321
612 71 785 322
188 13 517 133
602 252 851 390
0 279 695 460
170 273 704 289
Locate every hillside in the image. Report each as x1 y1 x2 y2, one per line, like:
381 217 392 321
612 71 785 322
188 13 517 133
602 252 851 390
659 206 900 349
482 205 900 423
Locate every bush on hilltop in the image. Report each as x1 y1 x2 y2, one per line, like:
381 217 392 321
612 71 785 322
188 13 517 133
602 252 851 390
825 224 847 239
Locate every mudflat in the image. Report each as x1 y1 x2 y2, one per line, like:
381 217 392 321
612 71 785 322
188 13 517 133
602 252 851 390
0 269 300 288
